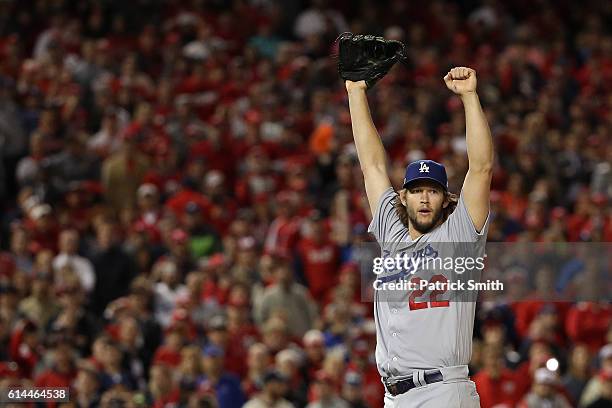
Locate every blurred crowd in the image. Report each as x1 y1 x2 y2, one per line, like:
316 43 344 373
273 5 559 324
0 0 610 407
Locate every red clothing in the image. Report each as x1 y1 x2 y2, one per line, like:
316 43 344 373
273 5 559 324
235 173 280 206
142 170 182 196
223 344 246 378
165 189 211 218
346 362 384 408
241 377 260 398
500 192 527 222
35 368 75 388
511 299 571 340
305 360 323 383
207 197 238 237
226 324 259 378
264 216 300 255
0 252 16 277
200 279 230 305
9 327 39 378
133 209 164 242
473 368 524 408
151 388 181 408
566 214 589 242
27 225 60 253
297 238 340 301
35 369 76 408
566 302 611 352
189 139 235 177
152 346 182 368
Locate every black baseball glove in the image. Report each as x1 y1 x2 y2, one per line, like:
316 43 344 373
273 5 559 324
337 32 408 89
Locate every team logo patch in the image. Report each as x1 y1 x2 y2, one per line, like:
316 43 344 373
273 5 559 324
419 162 430 173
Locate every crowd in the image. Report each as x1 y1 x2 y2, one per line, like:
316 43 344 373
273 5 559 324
0 0 610 407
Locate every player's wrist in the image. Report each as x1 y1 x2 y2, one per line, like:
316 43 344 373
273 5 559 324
345 80 367 92
459 91 479 103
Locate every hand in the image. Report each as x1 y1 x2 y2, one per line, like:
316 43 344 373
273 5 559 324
444 67 477 96
345 80 367 92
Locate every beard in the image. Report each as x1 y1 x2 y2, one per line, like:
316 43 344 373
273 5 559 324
407 205 444 234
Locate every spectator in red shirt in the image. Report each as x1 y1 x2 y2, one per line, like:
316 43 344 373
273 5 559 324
297 210 340 302
26 203 59 253
235 147 281 206
226 286 260 361
567 194 595 242
513 265 570 340
145 363 181 408
9 319 40 378
515 340 556 397
142 143 182 197
264 190 301 255
34 337 76 391
152 326 184 368
566 302 611 353
500 173 528 222
474 345 524 408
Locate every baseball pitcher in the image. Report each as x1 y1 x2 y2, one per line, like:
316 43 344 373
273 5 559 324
339 34 493 407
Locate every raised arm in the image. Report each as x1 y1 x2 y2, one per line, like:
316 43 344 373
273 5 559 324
443 67 493 232
345 80 392 215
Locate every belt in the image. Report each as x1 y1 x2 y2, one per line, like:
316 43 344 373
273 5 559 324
383 370 444 396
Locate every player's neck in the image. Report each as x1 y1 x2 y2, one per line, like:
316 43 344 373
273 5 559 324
409 227 423 241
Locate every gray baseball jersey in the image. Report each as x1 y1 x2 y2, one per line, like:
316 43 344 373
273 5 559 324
368 187 489 378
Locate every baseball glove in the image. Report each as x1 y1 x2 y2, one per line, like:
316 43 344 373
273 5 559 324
337 32 408 89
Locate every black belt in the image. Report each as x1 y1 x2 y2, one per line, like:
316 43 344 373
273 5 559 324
383 370 444 396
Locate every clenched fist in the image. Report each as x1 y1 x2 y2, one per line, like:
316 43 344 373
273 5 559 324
444 67 477 96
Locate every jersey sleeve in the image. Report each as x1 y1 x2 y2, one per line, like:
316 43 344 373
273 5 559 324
444 190 490 243
367 187 406 244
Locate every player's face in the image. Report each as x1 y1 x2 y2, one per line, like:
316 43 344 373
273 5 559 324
402 181 448 233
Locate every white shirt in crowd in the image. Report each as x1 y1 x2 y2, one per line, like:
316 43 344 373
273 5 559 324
52 253 96 293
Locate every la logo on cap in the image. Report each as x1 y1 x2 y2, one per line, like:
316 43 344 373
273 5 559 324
419 162 430 173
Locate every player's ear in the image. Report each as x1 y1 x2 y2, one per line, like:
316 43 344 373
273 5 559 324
442 193 449 209
399 189 407 206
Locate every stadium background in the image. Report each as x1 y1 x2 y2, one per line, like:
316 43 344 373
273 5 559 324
0 0 610 407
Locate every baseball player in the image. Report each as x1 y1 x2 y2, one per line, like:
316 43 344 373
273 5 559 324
345 65 493 407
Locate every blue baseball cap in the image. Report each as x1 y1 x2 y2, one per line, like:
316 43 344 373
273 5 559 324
202 344 224 358
403 160 448 191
